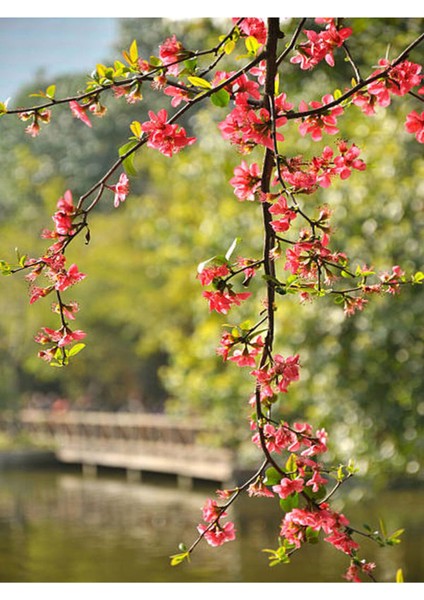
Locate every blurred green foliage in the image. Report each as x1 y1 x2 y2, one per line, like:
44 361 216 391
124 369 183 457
0 18 422 484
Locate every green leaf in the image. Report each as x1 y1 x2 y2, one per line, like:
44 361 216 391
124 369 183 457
245 36 261 56
262 546 291 566
170 551 190 566
0 101 8 115
67 343 86 358
129 40 138 63
46 84 56 99
279 493 299 513
396 568 404 583
210 88 230 108
263 467 282 487
413 271 424 284
285 453 297 474
130 120 142 139
224 39 236 54
0 260 11 275
119 140 139 176
187 76 212 89
149 55 162 67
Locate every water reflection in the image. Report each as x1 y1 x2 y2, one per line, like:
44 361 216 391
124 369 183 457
0 468 422 583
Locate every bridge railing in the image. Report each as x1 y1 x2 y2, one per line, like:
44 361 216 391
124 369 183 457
0 409 238 484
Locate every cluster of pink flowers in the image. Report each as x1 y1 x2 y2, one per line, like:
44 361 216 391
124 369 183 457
280 141 366 193
219 94 287 153
251 353 301 400
141 109 196 157
268 195 297 233
216 331 264 367
251 421 327 457
197 499 236 547
290 19 353 70
20 189 88 361
158 35 188 76
35 325 86 362
197 259 254 315
202 289 251 315
353 59 422 115
19 109 51 137
298 94 344 141
233 17 267 45
284 232 347 281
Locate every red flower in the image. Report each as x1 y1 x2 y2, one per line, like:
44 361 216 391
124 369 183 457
158 35 186 76
69 101 92 128
202 290 251 314
230 161 262 201
141 109 196 157
272 477 304 499
197 521 236 547
405 110 424 143
107 173 130 208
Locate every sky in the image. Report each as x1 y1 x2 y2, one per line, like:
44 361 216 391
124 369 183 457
0 18 119 102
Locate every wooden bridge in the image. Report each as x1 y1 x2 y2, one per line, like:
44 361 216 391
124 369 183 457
1 409 239 486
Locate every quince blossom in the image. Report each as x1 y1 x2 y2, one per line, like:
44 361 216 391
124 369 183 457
230 161 262 201
202 289 251 314
107 173 130 208
272 477 305 499
197 521 236 547
405 110 424 143
291 20 352 70
69 100 92 128
158 35 187 76
141 109 196 157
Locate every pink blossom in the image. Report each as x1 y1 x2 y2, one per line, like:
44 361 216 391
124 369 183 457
234 18 267 44
197 521 236 547
405 110 424 143
202 498 227 523
69 101 92 128
272 477 304 499
228 337 263 367
35 326 86 348
25 121 40 137
163 84 191 107
298 95 344 141
247 479 275 498
306 469 328 492
230 161 262 201
54 263 86 292
158 35 186 76
29 285 53 304
269 195 297 232
333 140 366 179
324 530 359 555
219 99 285 153
202 290 251 314
291 21 352 70
343 296 368 316
108 173 130 208
197 264 230 287
141 109 196 157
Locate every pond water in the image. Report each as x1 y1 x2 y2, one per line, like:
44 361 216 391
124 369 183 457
0 466 422 583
